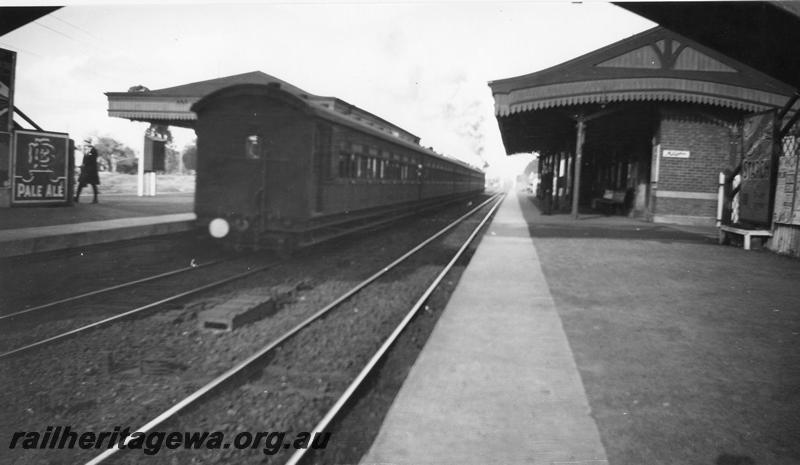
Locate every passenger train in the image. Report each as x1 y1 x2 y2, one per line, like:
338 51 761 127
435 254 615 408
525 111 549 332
191 80 485 252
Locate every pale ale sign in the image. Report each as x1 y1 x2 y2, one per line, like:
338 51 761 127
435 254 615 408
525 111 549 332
12 130 70 205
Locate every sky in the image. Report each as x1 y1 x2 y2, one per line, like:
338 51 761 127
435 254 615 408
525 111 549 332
1 1 655 179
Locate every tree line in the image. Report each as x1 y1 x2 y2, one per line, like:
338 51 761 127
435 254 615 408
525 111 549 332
90 136 196 175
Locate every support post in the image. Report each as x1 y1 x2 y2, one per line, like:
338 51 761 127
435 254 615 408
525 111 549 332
717 171 725 227
13 106 43 131
148 171 156 196
572 118 585 219
137 153 144 196
566 153 573 205
554 151 560 211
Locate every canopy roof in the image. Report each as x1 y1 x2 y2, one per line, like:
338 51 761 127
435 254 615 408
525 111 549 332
489 26 797 155
106 71 302 127
0 7 60 37
489 26 795 119
106 71 421 144
616 2 800 90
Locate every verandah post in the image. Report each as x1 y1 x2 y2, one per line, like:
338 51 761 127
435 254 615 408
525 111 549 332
572 117 585 219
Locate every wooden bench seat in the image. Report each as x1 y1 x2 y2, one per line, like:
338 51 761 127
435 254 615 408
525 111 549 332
592 190 627 214
718 225 772 250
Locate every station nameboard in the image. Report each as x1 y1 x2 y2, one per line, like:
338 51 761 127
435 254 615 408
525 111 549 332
739 110 777 226
662 149 690 158
12 130 70 205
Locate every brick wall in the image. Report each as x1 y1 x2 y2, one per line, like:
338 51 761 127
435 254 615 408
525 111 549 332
655 114 734 220
657 116 732 194
655 197 717 217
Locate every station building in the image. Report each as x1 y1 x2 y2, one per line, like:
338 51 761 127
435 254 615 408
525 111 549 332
489 26 797 226
613 2 800 256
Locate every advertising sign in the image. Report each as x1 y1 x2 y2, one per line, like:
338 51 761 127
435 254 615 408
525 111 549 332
773 133 800 225
739 110 778 226
12 130 70 205
772 147 794 224
143 134 166 171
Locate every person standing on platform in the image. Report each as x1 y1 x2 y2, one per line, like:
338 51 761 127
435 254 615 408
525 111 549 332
541 170 554 215
75 140 100 203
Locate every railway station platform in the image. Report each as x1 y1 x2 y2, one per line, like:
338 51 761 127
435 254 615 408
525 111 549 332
0 193 195 258
362 191 611 465
361 190 800 465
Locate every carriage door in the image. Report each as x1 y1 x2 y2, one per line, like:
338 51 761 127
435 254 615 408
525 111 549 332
313 123 332 213
244 132 267 223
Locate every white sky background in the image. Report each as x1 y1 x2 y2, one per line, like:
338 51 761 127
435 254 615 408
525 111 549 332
1 1 655 179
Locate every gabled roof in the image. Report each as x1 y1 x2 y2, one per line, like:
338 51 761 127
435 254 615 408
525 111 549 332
616 2 800 90
489 26 796 117
141 71 311 98
105 71 303 127
105 71 421 144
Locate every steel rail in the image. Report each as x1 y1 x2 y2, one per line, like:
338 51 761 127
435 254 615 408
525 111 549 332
0 258 228 321
0 260 276 360
284 193 505 465
84 192 501 465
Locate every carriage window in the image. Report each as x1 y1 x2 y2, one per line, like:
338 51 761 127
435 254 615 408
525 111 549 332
356 155 364 178
371 158 378 178
349 154 358 178
338 152 349 178
245 135 261 160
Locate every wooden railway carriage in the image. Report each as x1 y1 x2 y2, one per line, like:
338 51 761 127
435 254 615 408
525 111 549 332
192 82 484 251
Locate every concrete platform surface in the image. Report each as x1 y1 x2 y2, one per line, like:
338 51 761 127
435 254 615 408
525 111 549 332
0 193 196 257
0 193 193 230
361 192 608 465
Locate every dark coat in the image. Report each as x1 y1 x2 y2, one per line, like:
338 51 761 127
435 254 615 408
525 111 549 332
541 171 554 193
79 149 100 186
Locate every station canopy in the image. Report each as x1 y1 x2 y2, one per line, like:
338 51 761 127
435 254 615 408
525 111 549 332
105 71 310 129
106 71 421 144
615 2 800 90
488 26 797 155
0 7 60 36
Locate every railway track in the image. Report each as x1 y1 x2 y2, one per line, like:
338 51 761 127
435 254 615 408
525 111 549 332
285 193 502 465
0 232 225 315
0 257 227 321
0 195 489 360
0 194 499 465
0 255 276 358
82 192 503 465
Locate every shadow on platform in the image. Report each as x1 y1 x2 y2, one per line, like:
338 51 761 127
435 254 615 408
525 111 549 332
516 193 718 244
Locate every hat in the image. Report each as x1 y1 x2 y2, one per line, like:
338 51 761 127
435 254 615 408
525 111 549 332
83 137 93 146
